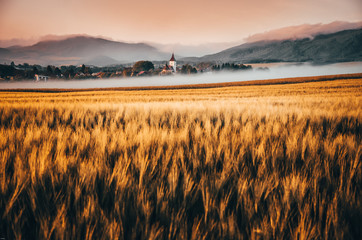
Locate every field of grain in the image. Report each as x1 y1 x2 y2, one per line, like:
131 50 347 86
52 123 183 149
0 77 361 239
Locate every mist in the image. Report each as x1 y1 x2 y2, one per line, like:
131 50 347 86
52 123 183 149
149 42 240 58
1 62 361 90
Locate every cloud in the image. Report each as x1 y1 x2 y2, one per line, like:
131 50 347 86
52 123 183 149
245 21 362 43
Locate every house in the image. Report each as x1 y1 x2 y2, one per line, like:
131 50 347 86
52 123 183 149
160 63 174 75
35 74 49 82
137 71 147 77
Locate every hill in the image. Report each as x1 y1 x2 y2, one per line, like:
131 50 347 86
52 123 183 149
0 36 169 66
182 29 362 63
245 21 362 43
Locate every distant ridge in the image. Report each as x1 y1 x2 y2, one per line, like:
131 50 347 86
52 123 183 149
181 29 362 63
0 36 168 66
245 21 362 42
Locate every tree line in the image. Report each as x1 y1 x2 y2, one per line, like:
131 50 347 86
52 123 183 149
0 61 253 81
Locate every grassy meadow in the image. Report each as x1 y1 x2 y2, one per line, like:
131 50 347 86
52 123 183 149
0 76 361 239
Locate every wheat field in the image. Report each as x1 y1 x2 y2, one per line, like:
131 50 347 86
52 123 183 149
0 77 361 239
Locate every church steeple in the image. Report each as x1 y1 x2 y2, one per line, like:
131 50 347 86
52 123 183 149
169 53 176 72
170 53 176 62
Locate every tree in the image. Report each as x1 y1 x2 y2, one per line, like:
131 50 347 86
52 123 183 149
86 67 92 75
122 68 133 77
81 64 86 73
213 63 252 72
33 66 39 75
196 62 213 71
54 67 62 77
81 65 92 75
212 65 221 71
181 64 197 74
64 67 75 79
0 64 16 77
132 61 154 73
46 65 54 75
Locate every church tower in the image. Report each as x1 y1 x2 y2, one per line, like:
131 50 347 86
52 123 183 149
169 53 176 72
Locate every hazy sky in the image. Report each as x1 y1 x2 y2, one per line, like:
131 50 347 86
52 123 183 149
0 0 361 44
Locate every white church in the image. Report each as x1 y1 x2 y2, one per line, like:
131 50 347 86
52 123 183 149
161 53 177 75
169 53 176 72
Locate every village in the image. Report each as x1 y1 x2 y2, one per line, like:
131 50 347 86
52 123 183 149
0 53 252 81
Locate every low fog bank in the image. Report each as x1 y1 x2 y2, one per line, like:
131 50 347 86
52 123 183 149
1 62 361 90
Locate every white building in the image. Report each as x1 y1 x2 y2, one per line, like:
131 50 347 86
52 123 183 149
35 74 49 82
169 53 176 72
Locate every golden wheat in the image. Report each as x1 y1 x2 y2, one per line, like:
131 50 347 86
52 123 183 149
0 77 361 239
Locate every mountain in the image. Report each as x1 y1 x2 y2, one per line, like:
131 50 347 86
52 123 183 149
182 29 362 63
84 55 119 67
0 36 169 66
0 48 11 56
148 42 240 58
1 22 362 66
155 21 362 58
245 21 362 43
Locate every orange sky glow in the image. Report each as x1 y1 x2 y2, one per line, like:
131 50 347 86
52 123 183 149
0 0 361 44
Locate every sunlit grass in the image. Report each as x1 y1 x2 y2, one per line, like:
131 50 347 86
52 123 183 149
0 77 361 239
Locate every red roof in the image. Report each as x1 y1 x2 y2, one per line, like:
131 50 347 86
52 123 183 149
169 53 176 61
163 64 171 71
